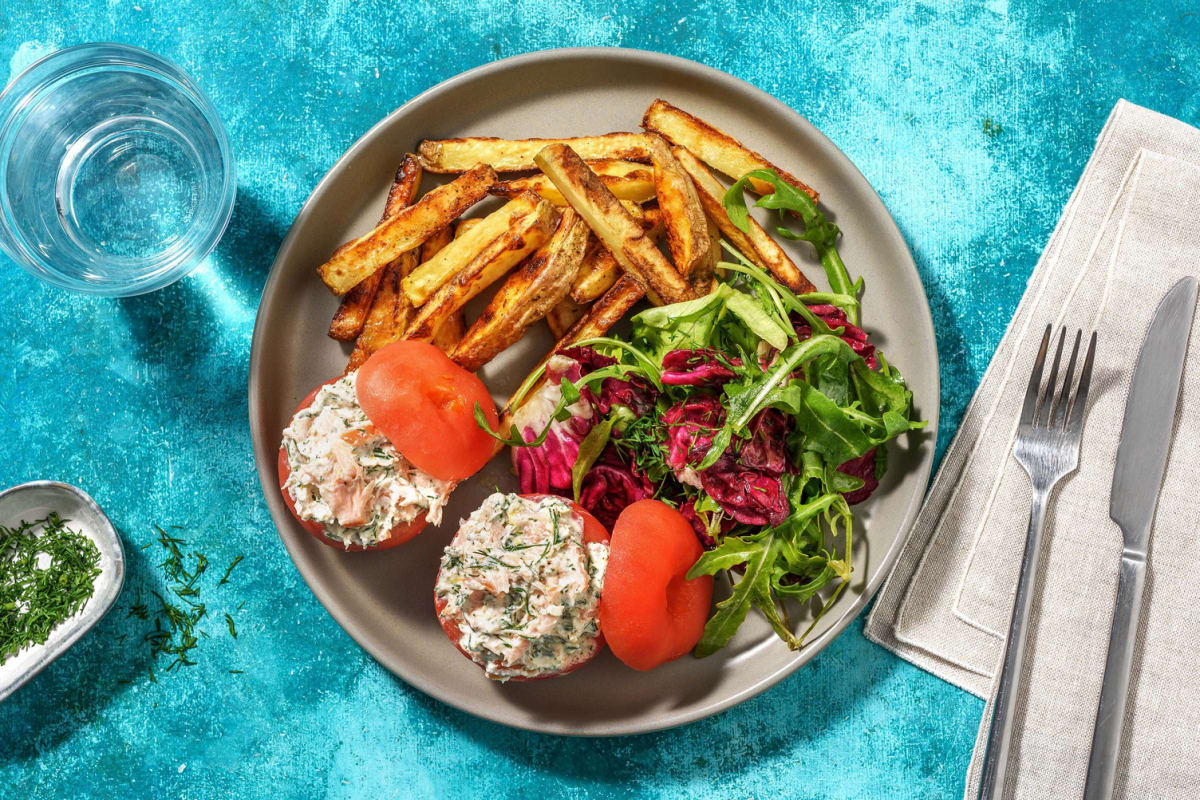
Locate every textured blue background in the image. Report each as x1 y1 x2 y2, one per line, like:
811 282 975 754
1 2 1196 798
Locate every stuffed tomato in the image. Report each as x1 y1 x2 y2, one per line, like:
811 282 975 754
434 493 610 681
278 341 499 550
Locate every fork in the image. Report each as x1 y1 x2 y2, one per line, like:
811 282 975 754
977 325 1098 800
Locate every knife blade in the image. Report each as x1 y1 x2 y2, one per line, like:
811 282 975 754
1109 276 1199 545
1085 275 1198 800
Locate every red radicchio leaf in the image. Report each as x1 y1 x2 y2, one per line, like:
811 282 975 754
698 463 789 527
837 447 879 505
578 446 655 529
661 395 726 472
794 304 877 368
738 408 790 476
661 348 739 386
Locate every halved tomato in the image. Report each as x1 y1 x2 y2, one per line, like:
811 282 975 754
356 340 499 482
435 495 609 681
600 499 714 671
277 381 427 552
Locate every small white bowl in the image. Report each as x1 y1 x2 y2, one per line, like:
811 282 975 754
0 481 125 702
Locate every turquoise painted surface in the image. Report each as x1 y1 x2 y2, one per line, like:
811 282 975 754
0 1 1196 797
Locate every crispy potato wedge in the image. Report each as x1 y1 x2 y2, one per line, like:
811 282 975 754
570 211 664 304
403 193 545 307
693 214 719 295
404 196 558 342
535 144 695 305
647 134 710 282
318 163 495 295
492 159 655 205
418 133 653 173
419 225 464 354
674 147 816 293
420 224 454 261
546 297 587 338
452 210 589 371
346 250 419 371
454 218 483 238
328 156 423 340
643 99 817 201
431 312 466 354
570 238 621 303
642 206 664 238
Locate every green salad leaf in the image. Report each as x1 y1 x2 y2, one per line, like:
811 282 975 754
724 169 862 324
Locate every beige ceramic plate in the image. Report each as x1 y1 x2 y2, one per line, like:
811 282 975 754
249 48 938 735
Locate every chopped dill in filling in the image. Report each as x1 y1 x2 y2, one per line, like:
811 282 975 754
435 493 608 680
281 371 453 549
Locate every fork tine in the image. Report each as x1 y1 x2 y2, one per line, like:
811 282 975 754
1066 331 1098 437
1019 326 1052 427
1038 328 1067 427
1050 330 1082 428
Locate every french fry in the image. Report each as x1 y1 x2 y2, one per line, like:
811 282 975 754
646 134 710 282
328 156 423 340
346 250 419 371
642 206 664 238
570 239 621 303
492 160 655 205
420 224 454 261
418 225 465 354
642 99 817 201
570 212 663 304
418 133 653 173
404 196 558 343
318 163 495 295
431 312 466 354
693 215 719 294
452 210 589 371
403 193 545 307
455 218 483 238
534 144 695 305
674 146 816 293
546 297 587 338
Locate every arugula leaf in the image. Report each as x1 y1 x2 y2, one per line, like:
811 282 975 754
474 378 581 447
688 533 782 656
697 335 856 469
571 336 664 389
723 169 861 324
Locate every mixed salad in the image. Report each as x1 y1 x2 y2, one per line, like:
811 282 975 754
481 170 923 655
282 161 923 680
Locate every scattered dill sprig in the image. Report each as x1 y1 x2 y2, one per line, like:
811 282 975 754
0 513 102 665
217 555 243 586
130 526 245 680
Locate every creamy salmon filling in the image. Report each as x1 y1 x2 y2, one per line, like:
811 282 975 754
281 371 453 548
436 493 608 680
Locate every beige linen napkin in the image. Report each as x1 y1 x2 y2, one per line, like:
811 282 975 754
864 100 1200 799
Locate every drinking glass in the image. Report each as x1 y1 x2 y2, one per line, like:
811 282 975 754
0 43 236 296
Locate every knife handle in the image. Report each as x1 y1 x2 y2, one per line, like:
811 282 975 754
1083 551 1147 800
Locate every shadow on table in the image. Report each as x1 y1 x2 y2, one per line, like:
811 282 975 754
399 624 903 789
111 189 286 371
1 528 154 763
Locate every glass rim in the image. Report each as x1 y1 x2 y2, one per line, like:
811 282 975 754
0 43 237 297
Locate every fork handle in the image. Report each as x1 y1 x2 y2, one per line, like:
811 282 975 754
1083 551 1147 800
977 487 1050 800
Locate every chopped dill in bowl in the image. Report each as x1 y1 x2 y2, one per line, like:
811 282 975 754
0 512 102 665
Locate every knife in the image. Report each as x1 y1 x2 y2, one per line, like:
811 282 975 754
1083 276 1199 800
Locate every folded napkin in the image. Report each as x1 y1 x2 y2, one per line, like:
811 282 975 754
864 100 1200 799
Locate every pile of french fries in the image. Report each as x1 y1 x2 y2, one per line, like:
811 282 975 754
317 98 821 401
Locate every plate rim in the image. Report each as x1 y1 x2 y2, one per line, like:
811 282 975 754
248 46 939 735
